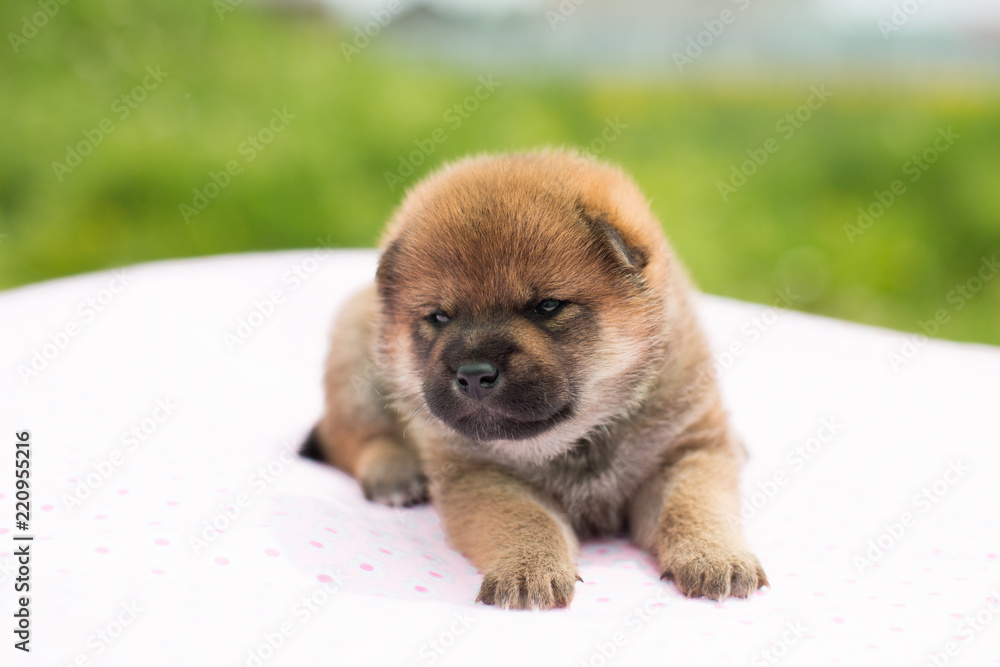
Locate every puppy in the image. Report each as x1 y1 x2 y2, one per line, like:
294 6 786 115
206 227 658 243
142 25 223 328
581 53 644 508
304 150 767 609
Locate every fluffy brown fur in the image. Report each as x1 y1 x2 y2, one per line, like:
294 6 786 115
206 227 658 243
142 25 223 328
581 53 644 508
309 150 767 609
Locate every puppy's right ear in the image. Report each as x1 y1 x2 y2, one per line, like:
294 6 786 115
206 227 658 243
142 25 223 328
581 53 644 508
576 201 648 274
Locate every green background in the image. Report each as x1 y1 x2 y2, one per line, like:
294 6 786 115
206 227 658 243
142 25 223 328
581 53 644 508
2 0 998 345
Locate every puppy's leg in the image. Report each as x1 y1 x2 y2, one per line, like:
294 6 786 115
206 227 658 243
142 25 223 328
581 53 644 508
313 285 427 507
630 401 767 600
434 463 579 610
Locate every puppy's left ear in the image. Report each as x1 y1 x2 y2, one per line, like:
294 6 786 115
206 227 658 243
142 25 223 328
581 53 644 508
576 201 648 273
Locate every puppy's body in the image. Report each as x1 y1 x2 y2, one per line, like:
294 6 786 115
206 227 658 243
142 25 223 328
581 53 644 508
311 151 767 608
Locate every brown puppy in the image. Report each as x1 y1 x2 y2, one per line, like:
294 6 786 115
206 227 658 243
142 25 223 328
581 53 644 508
305 150 768 609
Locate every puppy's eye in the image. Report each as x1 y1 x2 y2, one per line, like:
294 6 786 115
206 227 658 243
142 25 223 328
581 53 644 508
533 299 563 315
428 311 450 325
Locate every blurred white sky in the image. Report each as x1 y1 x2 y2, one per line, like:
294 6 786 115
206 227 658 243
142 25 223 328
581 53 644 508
320 0 1000 30
817 0 1000 31
298 0 1000 78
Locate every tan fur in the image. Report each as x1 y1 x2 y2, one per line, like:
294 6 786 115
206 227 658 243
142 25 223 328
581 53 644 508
316 286 427 506
314 149 767 608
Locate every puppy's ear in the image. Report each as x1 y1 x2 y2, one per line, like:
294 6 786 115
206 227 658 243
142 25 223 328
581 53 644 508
375 238 400 286
375 237 405 302
576 201 648 272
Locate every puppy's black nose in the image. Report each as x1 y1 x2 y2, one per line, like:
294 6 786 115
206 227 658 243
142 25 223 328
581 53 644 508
455 361 499 399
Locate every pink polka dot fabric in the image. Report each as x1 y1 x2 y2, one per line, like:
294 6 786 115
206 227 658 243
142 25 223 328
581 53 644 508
3 252 999 667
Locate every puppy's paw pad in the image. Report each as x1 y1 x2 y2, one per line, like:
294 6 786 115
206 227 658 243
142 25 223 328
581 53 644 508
661 543 768 601
358 445 428 508
361 474 428 507
476 557 578 610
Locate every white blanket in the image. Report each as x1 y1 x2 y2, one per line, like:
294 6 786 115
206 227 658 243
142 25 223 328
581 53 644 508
2 251 998 667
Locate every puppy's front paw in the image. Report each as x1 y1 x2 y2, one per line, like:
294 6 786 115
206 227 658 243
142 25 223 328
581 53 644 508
476 555 579 610
661 540 768 601
357 439 428 508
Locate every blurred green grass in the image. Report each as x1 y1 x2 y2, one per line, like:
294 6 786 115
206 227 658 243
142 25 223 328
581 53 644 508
1 0 998 345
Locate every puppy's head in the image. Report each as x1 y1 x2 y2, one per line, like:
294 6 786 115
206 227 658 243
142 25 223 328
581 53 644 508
376 151 674 461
